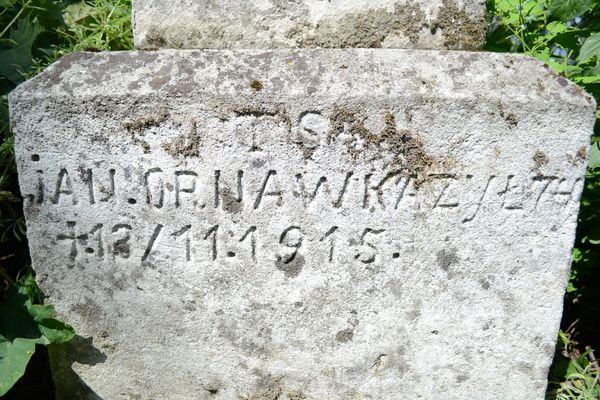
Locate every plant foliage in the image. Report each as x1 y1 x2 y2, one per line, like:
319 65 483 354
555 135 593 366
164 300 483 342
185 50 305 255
0 274 74 396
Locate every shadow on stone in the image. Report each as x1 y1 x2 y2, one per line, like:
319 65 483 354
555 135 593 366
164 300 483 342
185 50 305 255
48 335 106 400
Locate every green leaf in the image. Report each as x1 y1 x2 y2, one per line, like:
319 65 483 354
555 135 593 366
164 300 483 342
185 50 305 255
0 18 45 85
0 337 37 396
573 75 600 84
0 0 18 8
588 142 600 171
27 304 55 322
580 32 600 63
553 29 588 51
0 286 43 341
548 0 594 21
531 48 567 74
37 318 75 344
0 276 75 394
546 21 570 36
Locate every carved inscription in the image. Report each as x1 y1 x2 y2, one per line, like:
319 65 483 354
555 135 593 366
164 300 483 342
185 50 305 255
35 165 582 272
29 167 581 214
54 221 398 266
27 156 582 275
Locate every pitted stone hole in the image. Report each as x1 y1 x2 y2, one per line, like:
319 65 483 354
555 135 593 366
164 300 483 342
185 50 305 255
128 198 137 204
85 247 95 254
31 154 40 161
392 252 400 259
226 251 236 258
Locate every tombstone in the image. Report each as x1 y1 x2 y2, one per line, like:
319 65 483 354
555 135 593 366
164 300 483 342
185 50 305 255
8 3 595 400
133 0 487 50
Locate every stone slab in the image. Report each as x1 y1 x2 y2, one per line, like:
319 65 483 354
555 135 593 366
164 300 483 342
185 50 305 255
9 49 595 399
132 0 487 50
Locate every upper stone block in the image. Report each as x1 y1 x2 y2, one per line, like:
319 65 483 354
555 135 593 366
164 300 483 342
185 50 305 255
132 0 487 50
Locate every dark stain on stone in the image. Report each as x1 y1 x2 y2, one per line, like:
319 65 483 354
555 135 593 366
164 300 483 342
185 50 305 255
577 146 588 161
275 254 305 278
568 145 588 166
557 75 569 87
168 81 195 94
128 80 141 91
436 248 458 276
201 379 221 395
149 76 169 90
162 119 200 158
288 390 307 400
39 52 90 86
336 327 354 343
479 279 490 290
408 306 422 321
249 375 282 400
250 80 263 91
456 374 469 383
498 105 518 128
533 150 549 174
113 240 130 259
70 296 104 321
502 111 518 128
221 186 242 214
505 113 518 127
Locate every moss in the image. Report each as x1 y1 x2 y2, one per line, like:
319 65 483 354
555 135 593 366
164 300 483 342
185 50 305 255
123 109 168 133
327 107 433 180
434 0 487 50
162 120 200 158
288 3 426 48
123 109 169 153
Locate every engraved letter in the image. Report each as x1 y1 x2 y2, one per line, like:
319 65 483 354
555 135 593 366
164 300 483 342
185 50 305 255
142 224 163 261
35 170 44 204
172 224 192 261
57 221 77 261
320 226 339 262
277 226 303 264
462 176 496 223
82 168 116 204
239 226 257 261
175 170 198 208
295 172 353 208
112 224 132 259
52 168 77 205
204 225 219 261
355 228 385 264
254 170 282 209
144 168 164 209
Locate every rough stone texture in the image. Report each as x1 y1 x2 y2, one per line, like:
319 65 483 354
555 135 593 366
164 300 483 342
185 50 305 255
9 49 595 399
132 0 487 50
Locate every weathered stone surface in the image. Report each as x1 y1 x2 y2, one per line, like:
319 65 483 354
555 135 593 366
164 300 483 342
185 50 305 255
9 49 594 399
132 0 487 50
